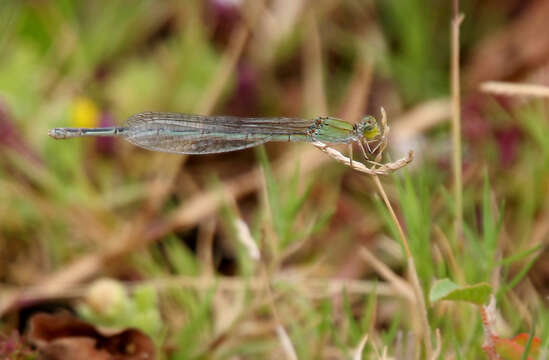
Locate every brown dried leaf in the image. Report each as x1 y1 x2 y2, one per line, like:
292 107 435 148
27 312 155 360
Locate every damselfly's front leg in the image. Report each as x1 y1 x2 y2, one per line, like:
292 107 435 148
359 140 385 170
374 129 387 152
364 139 373 153
365 123 389 164
370 139 382 154
358 141 372 164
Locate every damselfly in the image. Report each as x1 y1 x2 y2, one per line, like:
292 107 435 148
48 112 384 159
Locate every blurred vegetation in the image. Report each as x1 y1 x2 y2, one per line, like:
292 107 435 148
0 0 548 359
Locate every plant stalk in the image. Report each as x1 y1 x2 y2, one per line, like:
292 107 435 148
451 2 464 241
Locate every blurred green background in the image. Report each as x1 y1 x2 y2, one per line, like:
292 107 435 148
0 0 548 358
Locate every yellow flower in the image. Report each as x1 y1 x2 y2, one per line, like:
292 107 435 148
72 97 99 128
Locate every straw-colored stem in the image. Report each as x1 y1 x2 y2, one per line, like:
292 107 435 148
451 5 464 241
372 176 411 258
372 175 432 357
480 81 549 98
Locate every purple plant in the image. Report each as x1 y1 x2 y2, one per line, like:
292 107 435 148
495 126 521 167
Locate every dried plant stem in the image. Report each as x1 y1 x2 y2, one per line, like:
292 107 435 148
480 81 549 98
391 98 452 142
372 175 432 358
431 328 442 360
352 333 369 360
451 6 465 241
372 176 410 258
2 276 405 310
312 143 414 175
317 108 430 354
359 247 415 302
363 108 431 356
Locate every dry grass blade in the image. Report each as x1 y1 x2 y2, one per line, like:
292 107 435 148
359 247 415 302
480 81 549 98
1 276 404 310
451 10 464 242
234 218 260 261
353 333 369 360
431 328 441 360
407 257 432 357
275 325 298 360
391 98 452 142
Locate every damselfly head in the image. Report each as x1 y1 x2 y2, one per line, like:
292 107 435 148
356 115 380 141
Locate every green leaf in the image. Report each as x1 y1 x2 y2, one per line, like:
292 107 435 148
498 243 543 266
429 278 492 305
500 253 540 295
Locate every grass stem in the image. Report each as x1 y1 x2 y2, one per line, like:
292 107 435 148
451 3 464 241
372 175 433 358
